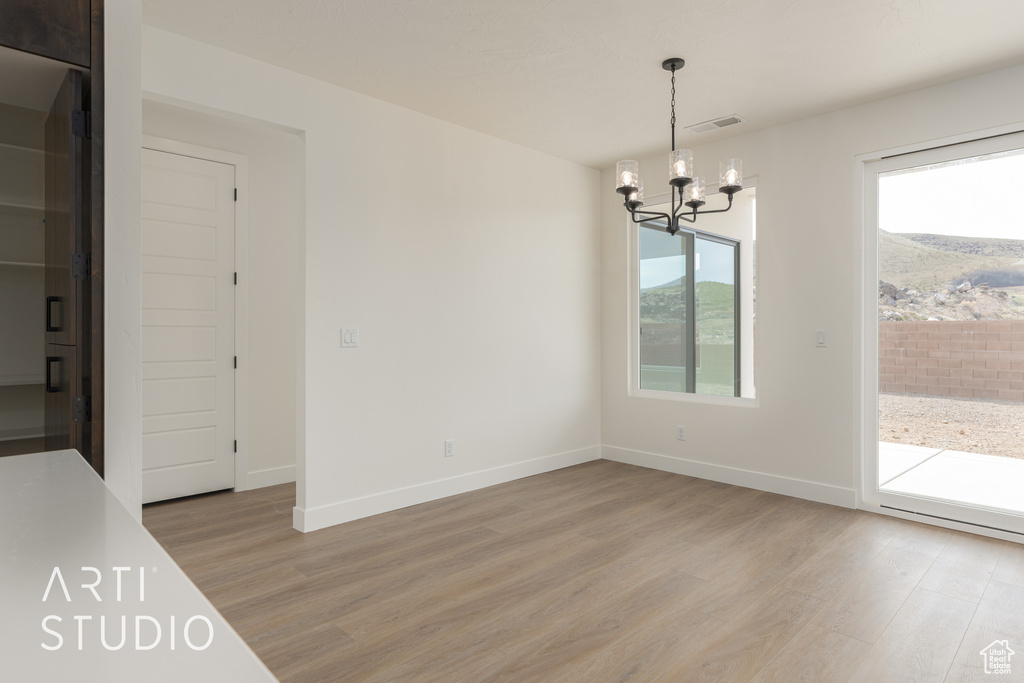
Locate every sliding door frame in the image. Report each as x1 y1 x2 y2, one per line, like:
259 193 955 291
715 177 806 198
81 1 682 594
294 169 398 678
857 125 1024 541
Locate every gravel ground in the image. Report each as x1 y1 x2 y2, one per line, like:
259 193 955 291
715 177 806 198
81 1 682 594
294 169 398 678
879 393 1024 460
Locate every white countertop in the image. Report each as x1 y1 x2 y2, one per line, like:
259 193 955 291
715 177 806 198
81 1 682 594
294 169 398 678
0 450 277 682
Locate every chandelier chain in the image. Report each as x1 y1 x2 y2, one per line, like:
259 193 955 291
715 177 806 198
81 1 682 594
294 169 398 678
670 68 676 151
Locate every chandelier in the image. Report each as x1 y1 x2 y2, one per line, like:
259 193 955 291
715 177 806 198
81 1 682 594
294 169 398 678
615 58 743 235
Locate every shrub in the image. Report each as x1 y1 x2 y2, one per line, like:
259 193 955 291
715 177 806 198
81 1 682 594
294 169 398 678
953 268 1024 288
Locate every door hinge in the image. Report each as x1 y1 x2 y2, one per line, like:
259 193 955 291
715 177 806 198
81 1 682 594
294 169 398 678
72 395 92 423
234 356 237 369
234 272 237 285
72 110 91 139
233 440 237 453
72 253 90 280
234 188 238 201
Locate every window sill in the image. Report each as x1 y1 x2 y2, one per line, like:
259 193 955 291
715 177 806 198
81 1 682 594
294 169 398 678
629 388 759 408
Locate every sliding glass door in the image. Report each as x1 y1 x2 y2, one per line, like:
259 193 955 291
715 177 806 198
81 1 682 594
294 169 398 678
695 234 740 397
863 131 1024 536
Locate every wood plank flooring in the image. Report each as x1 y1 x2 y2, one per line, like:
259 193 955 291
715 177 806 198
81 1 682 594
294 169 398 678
142 460 1024 682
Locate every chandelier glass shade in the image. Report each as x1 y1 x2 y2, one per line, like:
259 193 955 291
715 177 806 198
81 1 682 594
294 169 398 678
615 58 743 235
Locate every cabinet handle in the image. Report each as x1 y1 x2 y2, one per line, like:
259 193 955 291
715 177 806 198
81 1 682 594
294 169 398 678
46 356 61 393
46 296 61 332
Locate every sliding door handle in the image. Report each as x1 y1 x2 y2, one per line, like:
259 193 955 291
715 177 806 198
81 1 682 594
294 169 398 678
46 296 62 332
46 356 62 393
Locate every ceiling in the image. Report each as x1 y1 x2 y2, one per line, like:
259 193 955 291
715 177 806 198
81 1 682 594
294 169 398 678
142 0 1024 169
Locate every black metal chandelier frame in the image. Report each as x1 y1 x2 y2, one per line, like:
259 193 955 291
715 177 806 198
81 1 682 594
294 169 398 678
615 58 743 235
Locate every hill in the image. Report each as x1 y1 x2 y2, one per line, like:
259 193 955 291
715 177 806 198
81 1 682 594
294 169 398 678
640 281 736 342
898 232 1024 259
879 230 1024 291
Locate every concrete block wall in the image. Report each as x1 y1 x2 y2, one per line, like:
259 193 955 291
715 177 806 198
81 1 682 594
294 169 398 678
879 321 1024 400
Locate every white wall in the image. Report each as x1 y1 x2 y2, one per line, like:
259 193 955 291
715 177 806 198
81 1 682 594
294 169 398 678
601 62 1024 507
140 26 602 530
104 0 143 516
141 100 302 486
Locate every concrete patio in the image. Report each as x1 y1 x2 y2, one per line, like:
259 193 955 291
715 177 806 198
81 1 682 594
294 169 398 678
880 441 1024 514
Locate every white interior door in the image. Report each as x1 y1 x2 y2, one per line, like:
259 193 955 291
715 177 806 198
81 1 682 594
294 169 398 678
141 148 235 504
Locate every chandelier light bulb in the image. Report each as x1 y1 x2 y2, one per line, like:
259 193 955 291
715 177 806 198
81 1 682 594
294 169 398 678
669 149 693 187
616 160 639 194
720 159 743 192
686 177 705 206
627 179 644 208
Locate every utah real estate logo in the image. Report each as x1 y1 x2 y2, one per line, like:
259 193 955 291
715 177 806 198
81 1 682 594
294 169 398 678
980 640 1015 676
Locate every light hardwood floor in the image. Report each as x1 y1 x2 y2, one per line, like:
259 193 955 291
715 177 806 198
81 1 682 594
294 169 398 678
142 460 1024 682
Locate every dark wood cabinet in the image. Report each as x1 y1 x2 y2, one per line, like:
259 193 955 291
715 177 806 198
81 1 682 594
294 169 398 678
0 0 91 68
1 1 103 474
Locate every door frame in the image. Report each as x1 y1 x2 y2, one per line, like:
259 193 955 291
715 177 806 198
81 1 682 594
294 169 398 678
141 135 250 492
856 122 1024 542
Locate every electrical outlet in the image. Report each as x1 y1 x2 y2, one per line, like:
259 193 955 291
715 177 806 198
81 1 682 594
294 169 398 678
676 425 686 441
445 439 455 457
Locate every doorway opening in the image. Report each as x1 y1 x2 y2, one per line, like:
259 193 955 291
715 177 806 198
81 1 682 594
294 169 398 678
865 131 1024 533
138 100 303 507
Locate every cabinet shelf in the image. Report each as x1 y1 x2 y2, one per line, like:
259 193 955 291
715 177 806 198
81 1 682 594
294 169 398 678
0 141 43 155
0 200 44 212
0 375 45 387
0 261 43 268
0 428 45 443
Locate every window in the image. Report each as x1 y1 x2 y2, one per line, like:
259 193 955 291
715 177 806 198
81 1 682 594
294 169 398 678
634 186 756 400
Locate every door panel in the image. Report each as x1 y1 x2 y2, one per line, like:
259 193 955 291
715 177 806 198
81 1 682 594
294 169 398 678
140 148 234 504
43 68 85 457
44 69 83 347
43 343 81 452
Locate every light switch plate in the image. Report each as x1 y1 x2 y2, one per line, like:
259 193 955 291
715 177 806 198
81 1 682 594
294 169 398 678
815 330 827 348
341 329 359 347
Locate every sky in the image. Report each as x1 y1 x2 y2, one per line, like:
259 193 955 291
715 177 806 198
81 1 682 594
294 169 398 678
879 150 1024 240
640 255 685 290
639 251 736 290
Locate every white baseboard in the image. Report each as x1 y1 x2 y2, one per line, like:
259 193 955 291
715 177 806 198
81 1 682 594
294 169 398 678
247 465 296 490
602 445 857 509
293 445 601 533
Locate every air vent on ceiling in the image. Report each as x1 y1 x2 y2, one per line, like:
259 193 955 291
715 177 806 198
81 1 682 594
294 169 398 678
685 114 744 134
